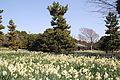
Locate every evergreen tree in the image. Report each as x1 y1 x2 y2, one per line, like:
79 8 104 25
0 10 5 46
7 19 20 51
47 2 76 52
30 28 76 52
27 2 76 52
27 34 39 50
47 2 70 30
105 12 119 38
99 12 120 53
16 31 29 49
116 0 120 15
98 36 111 53
105 12 120 51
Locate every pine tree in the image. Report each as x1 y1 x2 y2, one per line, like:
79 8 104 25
105 12 119 38
0 10 5 44
7 19 20 51
27 2 76 52
15 31 29 49
99 12 120 53
47 2 76 52
47 2 70 30
116 0 120 15
105 12 120 51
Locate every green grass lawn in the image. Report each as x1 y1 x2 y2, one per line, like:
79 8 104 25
0 48 120 80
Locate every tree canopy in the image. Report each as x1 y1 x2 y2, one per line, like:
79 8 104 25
28 2 76 52
79 28 99 50
0 10 5 41
99 12 120 53
89 0 120 16
47 2 70 30
47 2 76 52
7 19 20 51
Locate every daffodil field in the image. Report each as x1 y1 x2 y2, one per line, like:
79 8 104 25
0 48 120 80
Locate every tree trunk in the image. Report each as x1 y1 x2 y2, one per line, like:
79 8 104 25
90 38 93 50
90 44 93 50
105 50 108 54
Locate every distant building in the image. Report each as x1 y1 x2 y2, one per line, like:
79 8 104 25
76 43 87 50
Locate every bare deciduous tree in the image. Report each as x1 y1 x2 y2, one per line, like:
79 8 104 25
88 0 117 15
79 28 99 50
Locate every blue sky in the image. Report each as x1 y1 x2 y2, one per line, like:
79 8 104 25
1 0 106 39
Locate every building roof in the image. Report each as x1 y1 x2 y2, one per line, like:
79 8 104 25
76 43 87 47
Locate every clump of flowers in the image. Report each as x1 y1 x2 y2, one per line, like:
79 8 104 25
0 48 119 80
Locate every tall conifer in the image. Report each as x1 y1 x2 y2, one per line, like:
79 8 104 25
7 19 20 51
46 2 76 52
0 10 5 43
99 12 120 53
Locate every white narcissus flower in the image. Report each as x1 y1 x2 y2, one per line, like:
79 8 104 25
30 78 35 80
104 72 109 78
57 73 61 78
46 77 50 80
62 70 68 75
96 72 101 80
2 71 7 76
74 74 79 79
96 76 102 80
35 70 39 74
116 77 120 80
83 69 89 73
